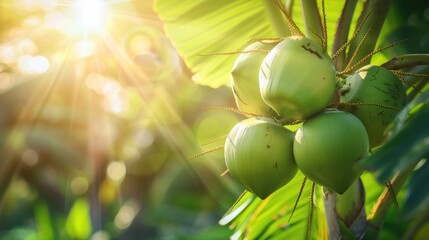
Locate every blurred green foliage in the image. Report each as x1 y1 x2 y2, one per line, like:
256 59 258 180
0 0 244 239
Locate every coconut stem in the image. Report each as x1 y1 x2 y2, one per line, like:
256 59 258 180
382 54 429 70
332 7 373 62
289 176 307 222
200 134 228 146
346 0 392 67
272 0 304 36
323 178 366 239
340 37 409 75
202 106 258 117
186 146 224 160
338 102 401 112
332 0 358 70
263 0 291 37
299 0 323 44
323 189 341 239
393 74 421 92
321 0 328 52
285 0 294 17
307 182 316 239
390 70 429 78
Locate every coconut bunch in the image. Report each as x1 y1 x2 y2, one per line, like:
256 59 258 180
224 10 407 199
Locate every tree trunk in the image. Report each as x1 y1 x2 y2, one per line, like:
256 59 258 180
323 178 367 239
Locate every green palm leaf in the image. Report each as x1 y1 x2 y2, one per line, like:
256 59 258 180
155 0 277 88
220 171 384 239
361 90 429 183
154 0 358 88
219 172 326 239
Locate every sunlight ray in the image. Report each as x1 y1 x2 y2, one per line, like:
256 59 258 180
0 0 240 223
30 38 75 127
97 28 238 202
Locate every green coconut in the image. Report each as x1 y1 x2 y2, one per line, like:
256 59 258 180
224 117 297 199
293 109 369 194
231 41 278 117
259 36 336 120
340 65 407 147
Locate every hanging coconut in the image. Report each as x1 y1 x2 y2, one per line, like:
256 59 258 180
340 65 407 147
259 36 336 120
231 41 278 117
224 117 297 199
293 109 369 194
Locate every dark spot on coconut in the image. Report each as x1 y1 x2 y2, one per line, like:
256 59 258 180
274 162 278 169
266 145 271 148
301 44 322 59
373 86 393 99
388 91 400 100
265 126 271 137
372 67 381 81
261 61 271 79
232 86 248 105
368 73 377 82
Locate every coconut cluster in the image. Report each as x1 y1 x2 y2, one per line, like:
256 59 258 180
225 36 407 199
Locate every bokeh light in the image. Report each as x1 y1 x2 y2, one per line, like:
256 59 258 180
71 177 89 195
90 231 110 240
114 200 139 230
0 45 17 64
107 161 127 182
20 148 39 166
17 55 50 74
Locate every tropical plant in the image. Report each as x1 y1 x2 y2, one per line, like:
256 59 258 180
155 0 429 239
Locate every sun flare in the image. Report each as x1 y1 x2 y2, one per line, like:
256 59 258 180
73 0 107 33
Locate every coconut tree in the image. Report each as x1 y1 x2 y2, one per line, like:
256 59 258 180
155 0 429 238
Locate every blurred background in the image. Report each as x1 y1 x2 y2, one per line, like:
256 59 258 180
0 0 243 239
